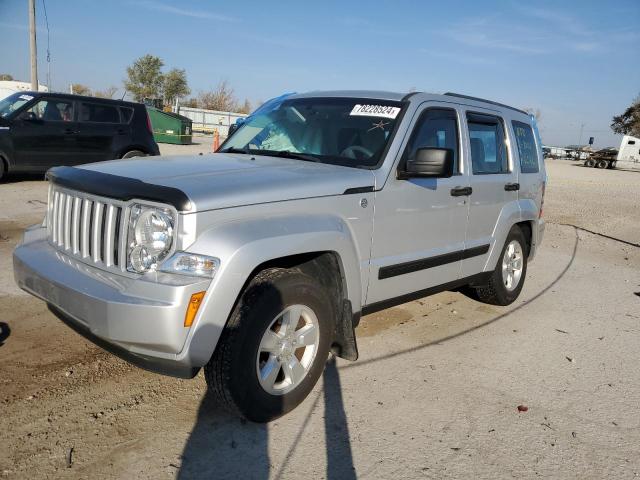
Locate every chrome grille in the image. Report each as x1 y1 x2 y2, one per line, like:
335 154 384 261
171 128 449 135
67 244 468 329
48 185 126 272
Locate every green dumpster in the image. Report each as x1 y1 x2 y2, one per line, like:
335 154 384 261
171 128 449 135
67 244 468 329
147 107 192 145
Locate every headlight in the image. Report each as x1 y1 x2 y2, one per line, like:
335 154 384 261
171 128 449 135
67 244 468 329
160 252 220 278
127 204 175 274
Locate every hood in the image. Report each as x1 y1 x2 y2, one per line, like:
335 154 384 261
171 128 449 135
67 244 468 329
79 153 376 212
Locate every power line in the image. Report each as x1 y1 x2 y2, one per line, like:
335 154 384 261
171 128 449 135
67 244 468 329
42 0 51 91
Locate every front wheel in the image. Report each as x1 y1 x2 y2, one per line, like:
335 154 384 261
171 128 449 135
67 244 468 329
597 160 608 169
472 226 528 306
584 158 596 167
205 268 333 422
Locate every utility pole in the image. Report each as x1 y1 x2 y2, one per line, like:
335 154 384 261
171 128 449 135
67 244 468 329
28 0 38 91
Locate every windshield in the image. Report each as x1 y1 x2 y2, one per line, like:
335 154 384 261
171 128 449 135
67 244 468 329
0 92 35 118
221 97 404 168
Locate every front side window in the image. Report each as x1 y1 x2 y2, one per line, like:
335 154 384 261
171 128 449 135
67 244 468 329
467 113 508 174
23 98 74 122
79 102 120 123
221 97 404 168
0 92 35 118
403 108 459 170
512 120 539 173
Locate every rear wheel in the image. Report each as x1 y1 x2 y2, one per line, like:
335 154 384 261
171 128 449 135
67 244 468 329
121 150 146 159
584 158 596 167
0 159 5 181
609 161 617 169
597 160 608 169
472 226 528 306
204 268 333 422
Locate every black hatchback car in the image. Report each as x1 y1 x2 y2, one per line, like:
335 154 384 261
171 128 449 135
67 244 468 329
0 91 160 180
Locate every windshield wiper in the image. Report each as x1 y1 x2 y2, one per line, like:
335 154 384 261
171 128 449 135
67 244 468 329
220 146 250 154
271 150 320 163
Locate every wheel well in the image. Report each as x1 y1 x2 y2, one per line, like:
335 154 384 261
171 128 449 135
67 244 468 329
249 251 347 313
245 252 356 359
516 221 532 256
120 147 147 158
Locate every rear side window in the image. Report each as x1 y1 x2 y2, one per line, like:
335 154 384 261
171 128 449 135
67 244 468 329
512 121 539 173
79 102 120 123
404 108 459 170
467 113 508 174
120 107 134 123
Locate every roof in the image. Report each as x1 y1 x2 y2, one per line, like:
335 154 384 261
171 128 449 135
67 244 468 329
290 90 408 102
11 90 138 107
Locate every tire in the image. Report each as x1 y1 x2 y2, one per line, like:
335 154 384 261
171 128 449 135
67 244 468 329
0 159 5 182
472 226 528 306
609 161 617 169
597 160 608 169
584 158 595 167
121 150 146 159
204 267 334 423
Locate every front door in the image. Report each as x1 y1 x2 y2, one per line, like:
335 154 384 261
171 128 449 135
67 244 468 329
12 97 79 170
366 104 470 305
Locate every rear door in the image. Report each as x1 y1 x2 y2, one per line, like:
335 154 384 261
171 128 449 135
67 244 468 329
76 101 124 163
11 96 80 169
461 109 519 277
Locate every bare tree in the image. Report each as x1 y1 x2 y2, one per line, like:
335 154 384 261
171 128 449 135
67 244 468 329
197 80 239 111
523 107 542 122
94 86 118 99
71 83 92 96
0 74 14 81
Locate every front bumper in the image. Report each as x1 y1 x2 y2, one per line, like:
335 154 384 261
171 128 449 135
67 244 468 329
13 226 210 378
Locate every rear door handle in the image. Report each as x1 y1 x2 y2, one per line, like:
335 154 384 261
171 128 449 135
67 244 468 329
63 128 78 135
504 183 520 191
116 128 127 135
450 186 472 197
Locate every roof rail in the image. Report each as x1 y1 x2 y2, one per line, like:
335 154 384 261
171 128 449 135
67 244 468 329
443 92 529 116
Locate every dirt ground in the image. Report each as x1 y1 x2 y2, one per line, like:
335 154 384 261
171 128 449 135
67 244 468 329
1 157 639 479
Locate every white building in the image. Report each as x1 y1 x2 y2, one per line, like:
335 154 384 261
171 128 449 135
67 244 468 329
0 80 48 100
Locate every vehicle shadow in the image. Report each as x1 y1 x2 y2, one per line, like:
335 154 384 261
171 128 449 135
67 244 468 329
176 391 271 480
0 322 10 347
178 228 579 479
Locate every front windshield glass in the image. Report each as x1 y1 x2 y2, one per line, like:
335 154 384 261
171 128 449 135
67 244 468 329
0 92 35 118
221 97 404 168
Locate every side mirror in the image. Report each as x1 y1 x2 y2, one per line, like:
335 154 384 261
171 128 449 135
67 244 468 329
401 147 454 178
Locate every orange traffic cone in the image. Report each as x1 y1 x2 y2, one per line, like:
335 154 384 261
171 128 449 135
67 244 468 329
213 130 220 152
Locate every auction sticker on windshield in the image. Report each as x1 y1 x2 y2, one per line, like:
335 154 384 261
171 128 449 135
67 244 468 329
350 104 401 119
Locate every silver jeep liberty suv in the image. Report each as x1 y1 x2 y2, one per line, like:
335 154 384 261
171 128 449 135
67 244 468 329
14 91 546 422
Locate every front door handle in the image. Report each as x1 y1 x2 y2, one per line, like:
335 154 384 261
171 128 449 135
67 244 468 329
450 186 472 197
504 183 520 191
63 128 78 135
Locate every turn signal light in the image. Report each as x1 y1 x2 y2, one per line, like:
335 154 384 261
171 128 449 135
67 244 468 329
184 291 206 327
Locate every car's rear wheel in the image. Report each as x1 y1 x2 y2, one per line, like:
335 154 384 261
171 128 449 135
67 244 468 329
0 159 5 181
597 160 608 169
121 150 146 159
204 267 333 422
609 161 617 169
584 158 595 167
472 226 528 306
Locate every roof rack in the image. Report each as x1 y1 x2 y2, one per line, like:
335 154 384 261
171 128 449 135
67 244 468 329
443 92 529 116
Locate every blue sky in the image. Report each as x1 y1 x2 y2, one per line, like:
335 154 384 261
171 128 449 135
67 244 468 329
1 0 638 147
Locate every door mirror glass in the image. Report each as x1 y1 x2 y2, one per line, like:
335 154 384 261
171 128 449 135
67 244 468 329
405 147 454 178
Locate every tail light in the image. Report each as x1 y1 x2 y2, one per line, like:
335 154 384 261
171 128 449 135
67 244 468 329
539 181 546 218
146 111 153 134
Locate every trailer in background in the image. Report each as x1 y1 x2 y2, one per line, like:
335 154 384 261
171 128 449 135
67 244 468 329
583 135 640 170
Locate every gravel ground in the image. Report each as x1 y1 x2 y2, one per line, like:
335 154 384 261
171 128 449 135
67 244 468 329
0 157 639 479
